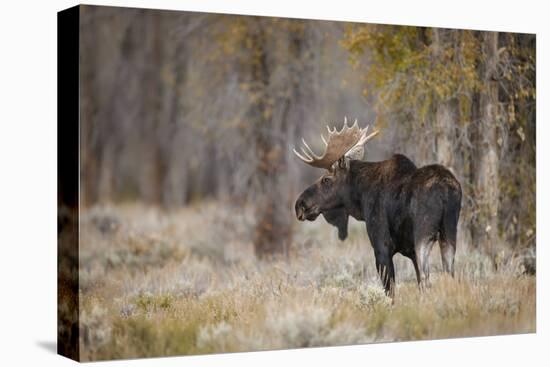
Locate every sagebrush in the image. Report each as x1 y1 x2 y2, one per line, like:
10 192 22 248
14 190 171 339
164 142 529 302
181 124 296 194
78 202 535 361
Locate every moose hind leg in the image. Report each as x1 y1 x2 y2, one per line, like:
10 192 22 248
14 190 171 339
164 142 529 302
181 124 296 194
415 237 435 290
439 240 456 276
440 208 458 277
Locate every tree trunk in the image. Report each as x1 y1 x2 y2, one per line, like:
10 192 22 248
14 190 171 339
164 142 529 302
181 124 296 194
432 29 455 169
139 11 165 204
435 102 455 168
246 19 294 258
472 31 500 255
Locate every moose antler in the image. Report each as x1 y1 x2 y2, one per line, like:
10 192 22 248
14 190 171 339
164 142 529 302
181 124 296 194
293 118 379 169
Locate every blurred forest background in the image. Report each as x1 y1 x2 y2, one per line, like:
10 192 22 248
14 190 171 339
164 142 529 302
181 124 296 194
79 6 535 260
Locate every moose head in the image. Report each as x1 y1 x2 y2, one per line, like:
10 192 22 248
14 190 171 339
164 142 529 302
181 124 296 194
293 119 379 238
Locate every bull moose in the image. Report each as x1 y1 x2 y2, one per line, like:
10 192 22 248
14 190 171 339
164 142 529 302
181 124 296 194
293 119 462 295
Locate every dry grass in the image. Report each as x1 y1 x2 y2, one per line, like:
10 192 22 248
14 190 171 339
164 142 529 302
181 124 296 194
78 201 535 361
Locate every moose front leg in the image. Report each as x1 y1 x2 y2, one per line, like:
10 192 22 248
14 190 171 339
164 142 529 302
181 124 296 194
367 221 396 297
375 254 395 297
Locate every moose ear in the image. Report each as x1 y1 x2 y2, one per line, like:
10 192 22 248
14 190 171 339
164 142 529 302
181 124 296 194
337 156 349 170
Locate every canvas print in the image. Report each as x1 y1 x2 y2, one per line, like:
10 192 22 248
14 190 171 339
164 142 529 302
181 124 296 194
58 4 536 362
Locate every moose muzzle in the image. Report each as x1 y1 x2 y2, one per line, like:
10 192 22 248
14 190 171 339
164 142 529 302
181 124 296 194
295 197 320 221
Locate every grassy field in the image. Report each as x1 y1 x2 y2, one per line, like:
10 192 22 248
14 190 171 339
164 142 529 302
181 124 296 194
78 202 535 361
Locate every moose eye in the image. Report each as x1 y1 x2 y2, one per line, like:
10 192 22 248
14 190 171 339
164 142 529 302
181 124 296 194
321 177 332 187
